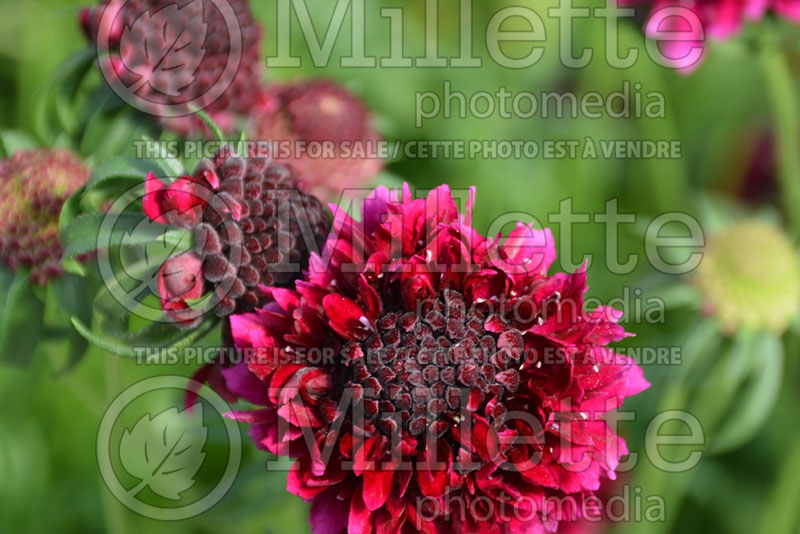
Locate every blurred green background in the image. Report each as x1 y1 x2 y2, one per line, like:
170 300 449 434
1 0 800 533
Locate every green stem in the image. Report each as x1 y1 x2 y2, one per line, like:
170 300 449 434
621 320 721 534
99 357 127 534
757 434 800 534
760 41 800 237
190 107 225 143
637 64 690 213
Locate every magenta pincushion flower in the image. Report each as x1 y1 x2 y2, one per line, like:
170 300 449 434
80 0 263 135
623 0 800 71
0 149 90 285
223 185 649 534
250 79 384 201
143 147 330 327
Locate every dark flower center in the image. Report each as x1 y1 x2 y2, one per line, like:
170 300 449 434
344 289 524 437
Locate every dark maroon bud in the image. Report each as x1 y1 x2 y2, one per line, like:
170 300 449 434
221 220 243 246
239 265 260 287
238 291 259 311
195 223 222 256
203 254 231 283
220 157 246 180
250 79 383 201
215 297 237 317
220 178 244 197
146 149 332 319
226 277 246 300
80 0 263 137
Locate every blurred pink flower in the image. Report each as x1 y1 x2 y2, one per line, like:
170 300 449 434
250 79 384 202
622 0 800 71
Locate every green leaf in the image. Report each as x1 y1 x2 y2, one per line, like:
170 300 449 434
711 332 783 454
31 47 95 144
71 315 217 360
61 212 146 258
61 208 191 258
53 48 96 135
756 433 800 534
58 185 86 232
0 270 44 366
689 332 753 436
62 257 89 277
77 157 175 214
50 274 92 371
647 282 702 310
120 215 194 259
81 177 144 213
669 318 722 387
138 134 186 176
0 267 15 316
70 316 139 358
87 158 167 187
0 129 40 156
81 103 153 160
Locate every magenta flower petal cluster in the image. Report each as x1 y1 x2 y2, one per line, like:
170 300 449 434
623 0 800 71
221 184 649 534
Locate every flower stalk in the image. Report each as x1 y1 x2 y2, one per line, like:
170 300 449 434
760 33 800 236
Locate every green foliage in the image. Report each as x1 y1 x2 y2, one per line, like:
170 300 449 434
57 155 212 362
0 269 44 366
50 273 92 371
1 1 799 533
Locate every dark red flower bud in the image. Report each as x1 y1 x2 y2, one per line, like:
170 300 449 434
144 149 330 325
78 7 94 39
156 251 205 328
0 149 90 285
142 172 206 229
